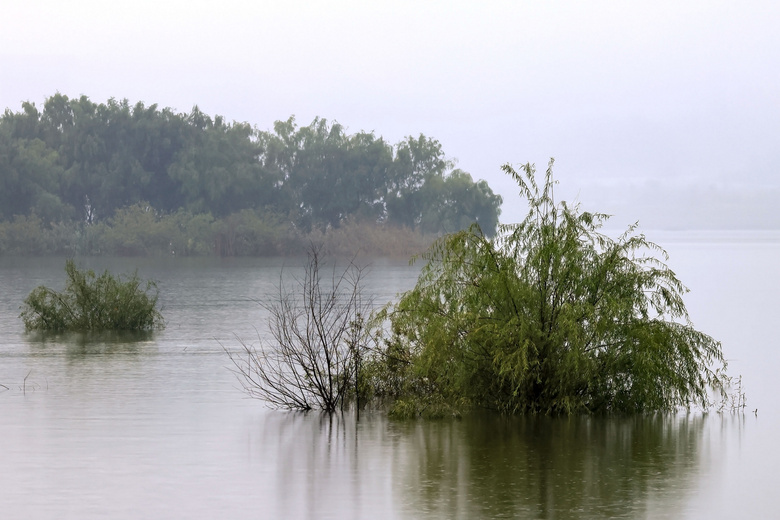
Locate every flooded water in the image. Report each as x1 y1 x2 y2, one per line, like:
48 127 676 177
0 238 777 519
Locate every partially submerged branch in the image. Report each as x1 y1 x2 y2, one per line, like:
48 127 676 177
225 245 374 412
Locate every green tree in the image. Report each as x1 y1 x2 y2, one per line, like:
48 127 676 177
385 134 452 229
0 135 71 222
20 259 164 331
169 117 271 216
281 117 350 230
382 159 725 414
57 96 189 221
418 169 503 236
127 101 189 212
40 92 75 150
0 94 503 249
259 117 396 231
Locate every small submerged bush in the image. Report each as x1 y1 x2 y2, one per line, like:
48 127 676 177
20 260 164 331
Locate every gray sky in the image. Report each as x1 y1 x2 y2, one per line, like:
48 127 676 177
2 0 778 229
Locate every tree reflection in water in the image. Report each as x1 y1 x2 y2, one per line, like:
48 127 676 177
393 413 707 519
251 412 708 519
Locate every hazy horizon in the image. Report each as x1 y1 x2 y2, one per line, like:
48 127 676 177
3 1 778 230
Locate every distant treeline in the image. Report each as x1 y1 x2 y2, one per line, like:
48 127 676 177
0 94 502 255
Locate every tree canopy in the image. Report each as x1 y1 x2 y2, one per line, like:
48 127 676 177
0 94 502 239
378 160 725 415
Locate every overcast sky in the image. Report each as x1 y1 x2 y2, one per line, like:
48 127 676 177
2 1 778 229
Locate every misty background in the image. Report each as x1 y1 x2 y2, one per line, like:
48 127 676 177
2 0 778 230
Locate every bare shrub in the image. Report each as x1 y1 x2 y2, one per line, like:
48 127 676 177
225 245 374 412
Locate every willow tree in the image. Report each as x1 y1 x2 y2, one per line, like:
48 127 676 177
383 159 725 414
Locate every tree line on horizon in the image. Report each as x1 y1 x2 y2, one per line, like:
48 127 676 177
0 93 503 248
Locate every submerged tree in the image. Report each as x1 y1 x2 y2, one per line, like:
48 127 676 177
225 246 374 412
20 260 164 331
381 159 726 414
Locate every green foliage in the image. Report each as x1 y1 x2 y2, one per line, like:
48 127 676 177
211 209 285 256
380 159 726 414
302 218 435 258
0 94 502 243
0 214 49 254
167 209 216 256
102 202 166 255
0 203 437 257
20 260 164 331
0 216 89 256
417 169 503 236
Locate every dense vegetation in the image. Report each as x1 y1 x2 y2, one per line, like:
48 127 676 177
0 94 502 256
227 160 728 415
20 260 164 331
0 208 435 257
369 160 726 416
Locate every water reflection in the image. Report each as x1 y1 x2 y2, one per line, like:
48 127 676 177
23 330 156 360
1 251 771 518
251 412 708 519
253 411 395 520
25 329 156 345
393 414 707 519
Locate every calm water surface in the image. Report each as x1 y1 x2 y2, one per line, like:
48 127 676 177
0 238 777 519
